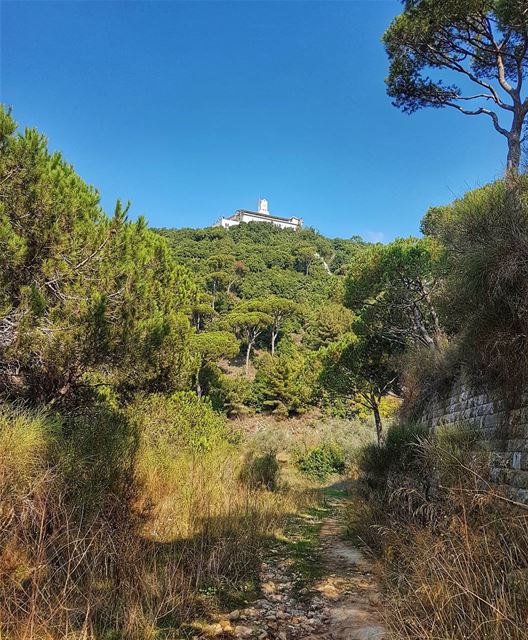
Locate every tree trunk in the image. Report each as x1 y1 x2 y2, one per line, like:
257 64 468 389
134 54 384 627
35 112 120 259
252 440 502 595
411 303 436 349
245 342 252 376
507 134 521 175
372 401 383 446
271 329 278 355
507 116 523 175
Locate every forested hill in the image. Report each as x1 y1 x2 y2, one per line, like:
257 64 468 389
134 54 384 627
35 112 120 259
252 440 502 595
154 224 364 305
150 223 376 419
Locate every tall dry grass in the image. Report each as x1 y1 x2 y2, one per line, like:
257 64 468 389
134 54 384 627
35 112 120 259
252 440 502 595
349 424 528 640
0 400 294 639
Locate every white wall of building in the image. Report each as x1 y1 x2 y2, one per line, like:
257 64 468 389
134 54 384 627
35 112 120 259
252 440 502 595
216 217 240 229
214 200 303 230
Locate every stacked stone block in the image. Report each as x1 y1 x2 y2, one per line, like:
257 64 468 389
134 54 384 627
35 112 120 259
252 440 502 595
419 379 528 503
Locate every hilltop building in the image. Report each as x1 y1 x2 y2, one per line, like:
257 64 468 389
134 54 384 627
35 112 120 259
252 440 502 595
215 198 303 231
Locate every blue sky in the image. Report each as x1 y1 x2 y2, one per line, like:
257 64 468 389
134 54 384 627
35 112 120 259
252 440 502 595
1 0 508 241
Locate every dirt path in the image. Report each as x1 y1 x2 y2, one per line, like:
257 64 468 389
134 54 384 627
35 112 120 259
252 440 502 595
191 484 386 640
314 489 386 640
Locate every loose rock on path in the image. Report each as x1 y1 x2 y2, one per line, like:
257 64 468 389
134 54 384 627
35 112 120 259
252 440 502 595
192 484 386 640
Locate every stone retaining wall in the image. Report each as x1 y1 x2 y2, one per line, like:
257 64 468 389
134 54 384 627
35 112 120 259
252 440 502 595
419 378 528 503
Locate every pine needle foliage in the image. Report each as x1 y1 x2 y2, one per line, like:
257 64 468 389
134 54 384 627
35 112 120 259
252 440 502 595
0 106 197 403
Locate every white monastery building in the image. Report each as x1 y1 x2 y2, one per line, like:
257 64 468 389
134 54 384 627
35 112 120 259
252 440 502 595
215 198 303 231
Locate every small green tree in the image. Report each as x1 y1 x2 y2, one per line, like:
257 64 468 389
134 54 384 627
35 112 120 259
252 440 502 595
254 343 316 416
191 293 215 331
295 243 317 275
204 254 241 309
224 308 272 375
304 303 355 349
189 330 239 396
320 331 400 444
344 238 443 350
250 296 300 355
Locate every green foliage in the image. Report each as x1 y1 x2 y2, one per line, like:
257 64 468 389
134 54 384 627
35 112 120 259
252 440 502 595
294 442 346 481
0 106 196 403
319 330 401 441
154 221 368 413
190 330 239 363
190 330 239 395
356 422 428 490
155 223 364 307
210 373 254 417
224 309 273 337
422 176 528 390
344 237 443 349
303 302 354 349
127 391 231 455
383 0 528 171
239 451 280 491
255 296 301 353
253 343 317 416
60 404 138 512
223 307 273 373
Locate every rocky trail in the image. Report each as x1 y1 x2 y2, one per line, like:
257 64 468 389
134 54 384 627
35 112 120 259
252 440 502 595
191 484 386 640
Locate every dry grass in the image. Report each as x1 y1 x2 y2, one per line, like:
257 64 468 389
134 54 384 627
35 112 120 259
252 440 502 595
384 500 528 639
349 425 528 640
0 402 299 639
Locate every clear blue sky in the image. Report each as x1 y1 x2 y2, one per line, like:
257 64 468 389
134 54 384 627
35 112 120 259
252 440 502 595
1 0 507 241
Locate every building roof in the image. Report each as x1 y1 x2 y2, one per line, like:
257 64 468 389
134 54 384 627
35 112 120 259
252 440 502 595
233 209 302 224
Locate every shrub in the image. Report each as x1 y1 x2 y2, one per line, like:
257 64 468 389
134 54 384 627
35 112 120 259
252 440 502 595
356 422 428 489
423 175 528 394
294 442 346 481
240 451 280 491
128 391 230 454
210 373 253 417
383 497 528 640
253 344 317 416
399 339 461 420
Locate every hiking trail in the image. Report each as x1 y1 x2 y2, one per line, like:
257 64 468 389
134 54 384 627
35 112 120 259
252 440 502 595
192 483 386 640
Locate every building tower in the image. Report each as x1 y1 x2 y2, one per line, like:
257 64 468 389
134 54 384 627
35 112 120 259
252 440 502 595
257 198 269 215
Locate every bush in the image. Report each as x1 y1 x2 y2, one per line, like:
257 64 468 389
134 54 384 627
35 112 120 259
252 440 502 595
356 422 428 489
240 451 280 491
210 373 253 417
399 340 461 420
423 175 528 393
294 442 346 481
253 345 317 416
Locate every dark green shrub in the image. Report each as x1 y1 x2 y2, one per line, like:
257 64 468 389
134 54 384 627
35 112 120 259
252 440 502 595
240 451 280 490
210 373 253 418
295 443 346 481
423 176 528 392
357 423 427 489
